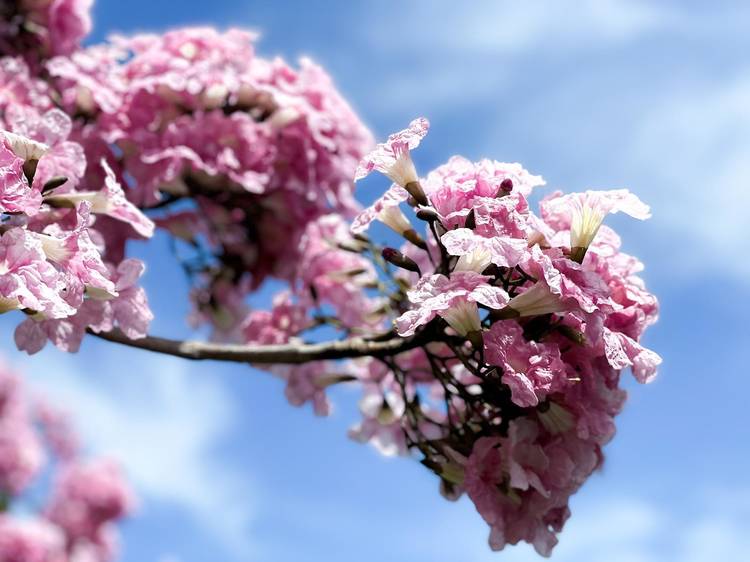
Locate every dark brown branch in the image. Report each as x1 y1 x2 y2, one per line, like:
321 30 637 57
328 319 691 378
88 328 427 365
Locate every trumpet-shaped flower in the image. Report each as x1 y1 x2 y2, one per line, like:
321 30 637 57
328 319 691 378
543 189 650 261
396 271 508 336
442 228 528 273
355 117 429 188
44 160 155 238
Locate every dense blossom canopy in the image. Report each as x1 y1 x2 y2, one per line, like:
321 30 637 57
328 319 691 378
0 0 661 557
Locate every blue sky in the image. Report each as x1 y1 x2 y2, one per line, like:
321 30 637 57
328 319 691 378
2 1 750 561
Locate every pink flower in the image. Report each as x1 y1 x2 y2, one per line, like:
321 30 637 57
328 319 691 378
354 117 429 188
14 258 152 354
350 185 410 235
0 419 45 496
103 259 153 339
0 227 74 318
48 0 94 56
441 227 528 273
484 321 569 407
44 160 155 239
280 362 336 417
242 291 310 345
423 157 544 229
601 328 662 383
0 0 92 59
500 281 567 319
4 107 86 192
36 203 117 299
349 385 408 457
464 422 554 555
32 398 79 461
46 459 135 543
3 131 49 162
396 271 508 337
48 45 125 115
0 139 40 215
542 189 651 261
0 517 66 562
295 214 382 330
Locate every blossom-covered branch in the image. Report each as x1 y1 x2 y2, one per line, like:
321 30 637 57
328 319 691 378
0 2 662 558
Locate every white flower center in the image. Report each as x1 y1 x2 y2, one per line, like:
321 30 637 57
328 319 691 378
570 200 605 249
440 300 481 336
386 151 418 188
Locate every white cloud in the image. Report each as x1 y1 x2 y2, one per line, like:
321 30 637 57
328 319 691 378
370 0 667 54
21 345 257 557
626 72 750 275
363 0 669 109
407 490 750 562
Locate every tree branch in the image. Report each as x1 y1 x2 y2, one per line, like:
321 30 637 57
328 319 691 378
88 328 426 365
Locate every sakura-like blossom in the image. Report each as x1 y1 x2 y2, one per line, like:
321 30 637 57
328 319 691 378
349 120 660 557
542 189 651 262
484 321 569 407
44 160 154 239
0 138 40 214
396 271 509 336
350 185 410 235
442 227 527 272
46 459 135 544
0 227 75 318
354 117 429 189
0 10 663 558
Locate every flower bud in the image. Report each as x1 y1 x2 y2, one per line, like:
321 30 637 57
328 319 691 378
42 176 69 194
464 208 476 230
496 178 513 197
382 248 421 276
416 207 439 222
404 180 429 206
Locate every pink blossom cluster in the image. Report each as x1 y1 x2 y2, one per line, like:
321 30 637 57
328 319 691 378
0 0 92 60
260 118 661 555
0 358 134 562
0 92 154 353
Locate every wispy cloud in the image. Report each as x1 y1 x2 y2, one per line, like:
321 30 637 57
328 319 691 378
401 489 750 562
625 71 750 275
361 0 670 110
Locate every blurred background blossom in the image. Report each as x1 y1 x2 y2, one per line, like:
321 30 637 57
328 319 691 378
1 1 747 561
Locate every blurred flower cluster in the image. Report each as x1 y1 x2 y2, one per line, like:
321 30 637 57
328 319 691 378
242 118 661 555
0 358 133 562
0 0 91 61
